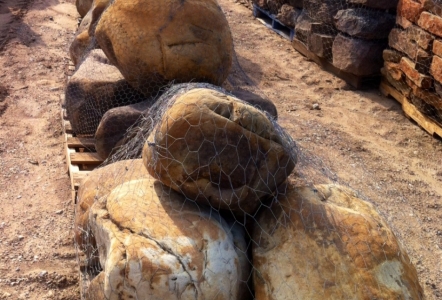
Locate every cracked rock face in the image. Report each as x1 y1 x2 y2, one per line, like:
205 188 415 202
75 159 150 259
87 178 248 299
253 184 424 300
95 0 234 96
143 88 296 216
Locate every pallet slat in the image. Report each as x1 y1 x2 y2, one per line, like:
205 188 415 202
380 80 442 139
253 4 294 41
292 38 380 89
70 152 103 165
67 137 96 148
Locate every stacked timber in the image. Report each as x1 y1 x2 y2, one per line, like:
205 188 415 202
383 0 442 122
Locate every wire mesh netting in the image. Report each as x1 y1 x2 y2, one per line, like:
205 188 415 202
67 0 428 299
383 0 442 127
253 0 396 78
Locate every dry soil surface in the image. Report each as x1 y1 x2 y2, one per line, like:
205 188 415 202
0 0 441 299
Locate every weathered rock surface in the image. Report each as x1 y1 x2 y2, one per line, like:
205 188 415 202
65 49 146 135
332 34 385 76
277 4 301 28
75 0 93 17
143 88 295 216
231 88 278 119
87 178 250 299
304 0 343 24
95 100 153 159
347 0 398 10
431 54 442 84
418 11 442 38
74 159 149 256
308 33 335 59
295 11 313 44
69 0 109 66
253 184 424 300
400 56 433 88
95 0 234 96
383 49 403 63
266 0 285 15
381 65 412 97
397 0 424 23
334 9 395 40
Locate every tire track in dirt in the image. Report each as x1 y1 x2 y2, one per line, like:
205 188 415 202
0 0 31 50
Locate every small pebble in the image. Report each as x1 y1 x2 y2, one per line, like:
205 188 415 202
312 103 321 110
55 210 63 215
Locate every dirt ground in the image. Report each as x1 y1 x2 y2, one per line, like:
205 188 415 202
0 0 440 299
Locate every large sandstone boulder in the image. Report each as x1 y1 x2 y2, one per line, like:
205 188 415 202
95 100 153 159
253 184 424 300
95 0 234 96
143 88 296 216
65 49 146 135
74 159 149 256
70 0 110 66
86 178 250 299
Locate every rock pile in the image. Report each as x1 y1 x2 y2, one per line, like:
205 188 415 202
383 0 442 121
252 0 396 76
70 0 424 299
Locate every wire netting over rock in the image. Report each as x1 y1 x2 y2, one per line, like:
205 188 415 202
69 1 426 298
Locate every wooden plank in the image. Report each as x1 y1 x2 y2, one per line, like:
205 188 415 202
292 38 380 89
67 137 95 148
380 80 442 139
72 171 90 188
70 152 103 165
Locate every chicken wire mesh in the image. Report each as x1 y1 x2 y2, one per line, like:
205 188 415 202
68 0 428 299
253 0 396 77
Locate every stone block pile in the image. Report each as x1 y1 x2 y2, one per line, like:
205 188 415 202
383 0 442 121
252 0 397 77
68 0 424 299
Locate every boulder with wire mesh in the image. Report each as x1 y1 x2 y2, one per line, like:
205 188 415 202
94 0 234 96
65 49 146 135
70 0 109 67
253 184 424 300
74 159 150 260
86 178 250 299
95 100 154 159
143 88 296 216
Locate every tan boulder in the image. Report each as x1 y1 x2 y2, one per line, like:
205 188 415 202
95 0 233 95
253 184 424 300
87 178 249 299
143 88 295 216
75 0 93 17
65 49 146 135
70 0 110 66
74 159 149 256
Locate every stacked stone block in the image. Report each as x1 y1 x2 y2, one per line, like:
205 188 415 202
253 0 396 77
383 0 442 121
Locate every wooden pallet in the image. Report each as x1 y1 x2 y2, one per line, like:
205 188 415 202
291 38 381 89
61 105 103 202
380 80 442 139
253 4 295 41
